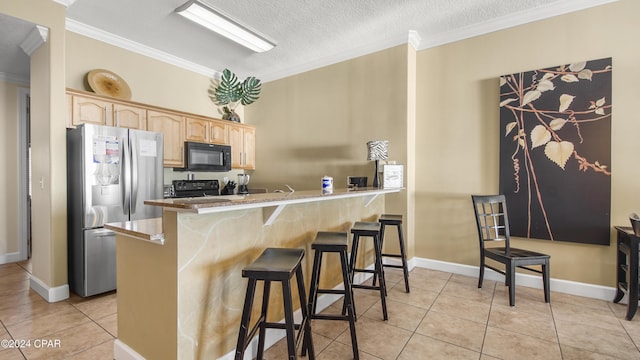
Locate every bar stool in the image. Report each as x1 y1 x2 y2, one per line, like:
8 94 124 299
349 221 388 320
307 231 359 359
376 214 410 293
235 248 315 360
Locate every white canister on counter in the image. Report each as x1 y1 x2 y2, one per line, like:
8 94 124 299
322 176 333 192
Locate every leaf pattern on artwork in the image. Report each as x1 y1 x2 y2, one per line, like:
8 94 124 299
549 118 567 130
522 90 541 106
531 125 551 149
505 121 517 136
559 94 575 112
544 141 574 170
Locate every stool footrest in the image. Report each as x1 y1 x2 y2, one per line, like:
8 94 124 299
381 253 402 258
317 289 346 295
311 314 351 321
352 268 376 274
382 264 404 269
263 322 304 332
352 284 382 290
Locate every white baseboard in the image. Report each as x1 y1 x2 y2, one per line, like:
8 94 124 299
29 275 69 303
114 339 146 360
412 257 618 302
0 251 24 265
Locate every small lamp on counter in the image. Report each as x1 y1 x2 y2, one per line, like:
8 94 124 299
367 140 388 188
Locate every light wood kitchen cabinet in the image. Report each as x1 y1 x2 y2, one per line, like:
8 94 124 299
147 110 185 167
185 117 229 144
229 124 255 170
66 89 256 169
209 120 228 144
71 94 113 127
113 103 147 130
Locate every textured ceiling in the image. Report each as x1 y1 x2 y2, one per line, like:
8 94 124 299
0 0 617 83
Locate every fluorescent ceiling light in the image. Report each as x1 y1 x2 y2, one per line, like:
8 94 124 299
175 0 275 53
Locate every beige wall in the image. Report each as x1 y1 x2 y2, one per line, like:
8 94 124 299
65 32 228 120
0 0 68 289
415 0 638 286
0 80 21 254
246 44 412 257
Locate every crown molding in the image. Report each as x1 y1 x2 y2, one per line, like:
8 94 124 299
408 30 421 50
64 0 617 83
65 18 218 77
418 0 618 49
20 25 48 56
0 72 30 86
52 0 77 7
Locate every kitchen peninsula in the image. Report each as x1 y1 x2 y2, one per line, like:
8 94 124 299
106 187 402 360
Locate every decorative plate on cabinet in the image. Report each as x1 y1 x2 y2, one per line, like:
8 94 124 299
86 69 132 100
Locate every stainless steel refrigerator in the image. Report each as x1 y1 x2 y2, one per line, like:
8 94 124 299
67 124 163 297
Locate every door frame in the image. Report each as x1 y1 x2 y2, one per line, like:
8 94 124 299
18 87 30 262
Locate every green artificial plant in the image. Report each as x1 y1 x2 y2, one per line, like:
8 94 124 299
208 68 262 122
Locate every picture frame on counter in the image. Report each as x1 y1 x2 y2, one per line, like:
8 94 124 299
383 164 403 188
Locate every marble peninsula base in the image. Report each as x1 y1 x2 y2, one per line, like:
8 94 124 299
108 188 400 359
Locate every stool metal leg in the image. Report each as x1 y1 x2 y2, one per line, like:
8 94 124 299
396 224 410 293
373 233 388 320
282 281 297 359
340 250 359 359
308 250 323 316
296 267 315 360
256 280 271 359
235 278 257 360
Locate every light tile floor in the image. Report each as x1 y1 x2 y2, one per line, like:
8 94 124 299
1 260 640 359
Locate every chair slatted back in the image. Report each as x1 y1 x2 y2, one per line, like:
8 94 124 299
630 213 640 237
472 195 511 250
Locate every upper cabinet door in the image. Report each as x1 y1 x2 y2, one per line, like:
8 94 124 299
209 120 229 145
114 104 147 130
147 110 185 167
71 95 113 127
184 117 209 143
242 126 255 170
229 124 255 170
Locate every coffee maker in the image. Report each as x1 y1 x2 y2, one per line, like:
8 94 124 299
238 174 250 194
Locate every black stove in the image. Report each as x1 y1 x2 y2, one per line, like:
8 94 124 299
172 179 220 198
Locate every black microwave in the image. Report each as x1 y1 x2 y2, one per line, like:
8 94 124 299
177 142 232 172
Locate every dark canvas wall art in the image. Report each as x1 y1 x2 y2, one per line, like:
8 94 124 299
498 57 612 245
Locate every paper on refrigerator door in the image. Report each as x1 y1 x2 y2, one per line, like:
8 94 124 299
93 135 120 164
139 139 157 157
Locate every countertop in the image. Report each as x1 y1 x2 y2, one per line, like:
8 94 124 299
144 187 402 214
105 217 164 245
107 187 402 245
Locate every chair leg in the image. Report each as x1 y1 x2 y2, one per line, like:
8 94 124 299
478 257 485 288
256 281 271 359
235 278 257 360
543 261 550 303
508 263 516 306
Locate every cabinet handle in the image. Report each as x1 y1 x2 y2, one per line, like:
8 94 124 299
103 106 107 124
115 111 119 127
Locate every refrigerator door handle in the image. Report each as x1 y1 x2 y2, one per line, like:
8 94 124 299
131 135 139 214
122 133 131 216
